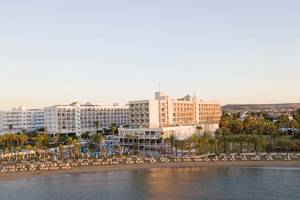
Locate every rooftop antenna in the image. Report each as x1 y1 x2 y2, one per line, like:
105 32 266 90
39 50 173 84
158 84 161 128
193 91 197 125
158 84 161 93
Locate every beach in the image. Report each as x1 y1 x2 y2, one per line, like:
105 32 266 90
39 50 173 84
1 160 300 181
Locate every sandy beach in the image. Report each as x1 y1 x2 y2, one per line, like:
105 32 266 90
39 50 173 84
1 160 300 182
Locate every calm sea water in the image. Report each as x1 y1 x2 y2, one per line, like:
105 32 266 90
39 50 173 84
0 166 299 200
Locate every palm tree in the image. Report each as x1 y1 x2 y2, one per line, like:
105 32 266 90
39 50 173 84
109 123 118 135
169 134 177 156
33 135 43 158
174 139 181 157
196 126 203 135
81 132 90 141
16 146 22 161
265 122 279 152
66 137 75 158
219 111 232 129
59 144 64 159
0 135 3 150
209 137 219 154
289 120 299 135
216 128 231 153
73 140 81 158
90 133 105 156
238 133 247 153
184 138 193 155
95 121 100 133
25 144 32 160
202 133 210 154
250 135 260 153
18 134 28 147
230 119 243 135
9 134 18 152
190 134 201 154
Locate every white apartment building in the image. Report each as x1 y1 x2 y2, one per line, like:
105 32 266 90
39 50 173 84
80 103 129 133
44 102 129 137
129 100 159 128
0 107 44 134
44 102 81 137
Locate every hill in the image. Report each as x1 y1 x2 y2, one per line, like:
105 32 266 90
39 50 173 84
222 103 300 113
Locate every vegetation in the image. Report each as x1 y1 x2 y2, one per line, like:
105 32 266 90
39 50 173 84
1 111 300 160
163 109 300 155
213 110 300 153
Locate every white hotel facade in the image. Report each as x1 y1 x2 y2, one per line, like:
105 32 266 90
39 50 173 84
0 107 44 134
0 92 221 144
44 102 129 137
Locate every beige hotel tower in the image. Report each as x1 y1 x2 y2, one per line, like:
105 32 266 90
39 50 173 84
119 92 221 147
128 92 221 130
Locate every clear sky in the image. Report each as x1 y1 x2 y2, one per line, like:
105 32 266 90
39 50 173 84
0 0 299 110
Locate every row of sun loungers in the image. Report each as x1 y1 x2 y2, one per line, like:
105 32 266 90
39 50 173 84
0 153 299 174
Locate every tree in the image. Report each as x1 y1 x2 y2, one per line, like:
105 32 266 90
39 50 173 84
18 134 28 147
229 119 243 135
243 116 256 134
288 120 299 134
216 128 231 153
184 137 193 155
109 123 118 135
90 133 105 154
293 109 300 127
219 112 232 129
264 122 279 152
169 134 177 156
196 126 203 135
25 144 32 160
174 139 181 157
95 121 100 133
73 140 81 158
277 114 290 134
59 144 64 159
201 132 210 154
190 134 201 154
209 137 219 154
81 132 90 141
249 135 260 152
238 133 247 153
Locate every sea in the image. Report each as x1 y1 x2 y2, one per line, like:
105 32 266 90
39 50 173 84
0 166 299 200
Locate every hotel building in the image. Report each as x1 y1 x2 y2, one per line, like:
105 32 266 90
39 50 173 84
128 92 221 129
44 102 81 137
44 102 129 137
0 107 44 134
119 92 221 148
80 103 129 133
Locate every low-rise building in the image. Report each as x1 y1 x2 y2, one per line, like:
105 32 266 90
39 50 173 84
118 125 200 149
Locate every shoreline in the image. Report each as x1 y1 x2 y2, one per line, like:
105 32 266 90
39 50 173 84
1 160 300 181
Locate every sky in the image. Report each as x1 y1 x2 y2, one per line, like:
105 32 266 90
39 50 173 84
0 0 299 110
